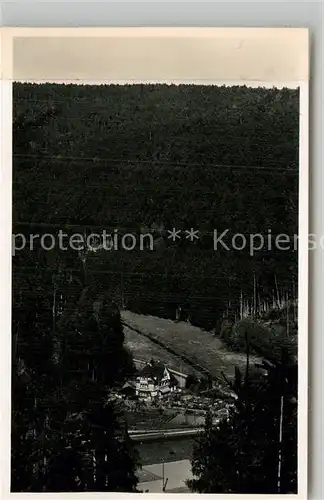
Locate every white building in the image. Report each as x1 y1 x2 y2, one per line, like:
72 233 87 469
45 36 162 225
135 361 178 401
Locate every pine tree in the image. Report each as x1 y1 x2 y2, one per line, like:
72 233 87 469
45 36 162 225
11 270 58 491
49 284 139 491
188 349 297 494
12 273 140 492
12 107 140 492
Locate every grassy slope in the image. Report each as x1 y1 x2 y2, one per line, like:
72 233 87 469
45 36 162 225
122 310 260 380
124 323 198 376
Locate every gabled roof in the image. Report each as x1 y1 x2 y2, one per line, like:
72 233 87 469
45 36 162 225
137 362 178 386
138 362 166 381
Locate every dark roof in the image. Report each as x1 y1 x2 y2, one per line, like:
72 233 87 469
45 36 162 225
138 363 167 381
137 363 179 386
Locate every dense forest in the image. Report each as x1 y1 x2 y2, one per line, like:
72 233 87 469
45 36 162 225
189 350 297 494
12 83 299 492
13 83 299 330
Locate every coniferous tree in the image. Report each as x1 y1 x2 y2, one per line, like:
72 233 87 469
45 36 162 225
13 83 299 331
48 284 139 491
12 108 140 492
188 349 297 494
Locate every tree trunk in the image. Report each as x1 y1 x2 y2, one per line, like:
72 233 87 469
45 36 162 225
277 394 284 492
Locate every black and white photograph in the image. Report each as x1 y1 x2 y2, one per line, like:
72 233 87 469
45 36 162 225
2 28 309 497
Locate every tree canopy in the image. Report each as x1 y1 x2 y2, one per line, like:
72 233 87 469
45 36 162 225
13 83 299 330
188 350 297 494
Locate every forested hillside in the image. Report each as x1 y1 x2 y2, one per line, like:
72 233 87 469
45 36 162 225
13 83 299 330
12 83 299 492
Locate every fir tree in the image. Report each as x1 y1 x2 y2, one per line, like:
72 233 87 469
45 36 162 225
12 109 140 492
188 349 297 494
